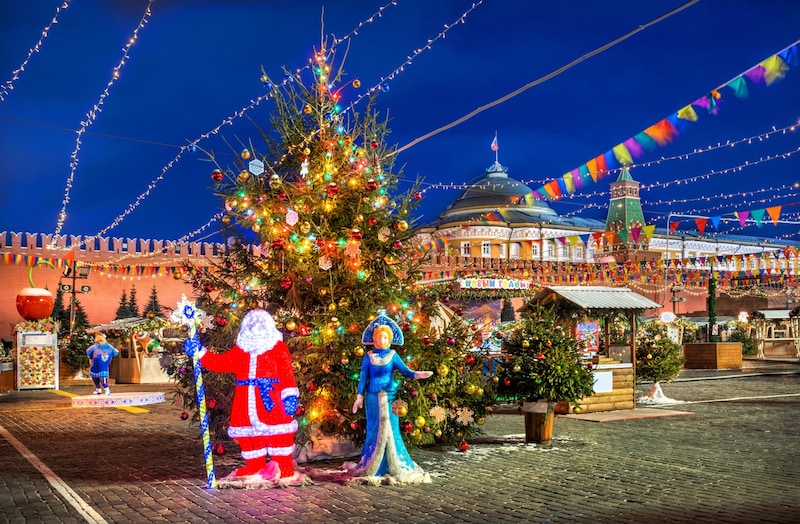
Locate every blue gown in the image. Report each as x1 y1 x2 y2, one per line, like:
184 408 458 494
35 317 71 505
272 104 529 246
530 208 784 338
349 348 430 483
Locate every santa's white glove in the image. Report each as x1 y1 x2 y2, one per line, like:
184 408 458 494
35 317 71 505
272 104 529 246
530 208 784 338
351 394 364 413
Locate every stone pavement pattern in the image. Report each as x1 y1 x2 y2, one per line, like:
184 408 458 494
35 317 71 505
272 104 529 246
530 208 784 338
0 361 798 523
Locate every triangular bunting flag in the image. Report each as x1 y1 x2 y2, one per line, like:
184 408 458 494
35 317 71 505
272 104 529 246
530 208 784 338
695 217 708 235
766 205 782 225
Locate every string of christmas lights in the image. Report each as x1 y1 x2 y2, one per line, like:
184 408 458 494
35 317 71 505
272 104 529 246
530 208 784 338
51 0 155 242
347 0 485 110
87 1 482 243
0 1 72 102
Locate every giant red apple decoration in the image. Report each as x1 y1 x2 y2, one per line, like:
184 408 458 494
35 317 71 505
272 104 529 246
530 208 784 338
16 261 55 321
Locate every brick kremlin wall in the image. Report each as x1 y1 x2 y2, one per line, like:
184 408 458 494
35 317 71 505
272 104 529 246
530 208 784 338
0 232 223 340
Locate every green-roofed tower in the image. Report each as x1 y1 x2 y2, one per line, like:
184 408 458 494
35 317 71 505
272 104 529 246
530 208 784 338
595 166 659 263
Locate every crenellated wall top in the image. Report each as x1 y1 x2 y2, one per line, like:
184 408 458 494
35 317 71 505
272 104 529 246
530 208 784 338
0 231 225 263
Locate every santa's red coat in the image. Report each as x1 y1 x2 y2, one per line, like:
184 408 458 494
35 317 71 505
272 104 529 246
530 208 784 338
198 341 298 440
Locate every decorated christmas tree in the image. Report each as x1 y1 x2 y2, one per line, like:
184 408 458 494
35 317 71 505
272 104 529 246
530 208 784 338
166 42 493 454
635 319 685 403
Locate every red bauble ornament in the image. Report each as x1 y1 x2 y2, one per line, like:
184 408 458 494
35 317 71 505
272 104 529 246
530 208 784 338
280 277 293 289
211 169 224 182
326 182 340 196
458 440 469 452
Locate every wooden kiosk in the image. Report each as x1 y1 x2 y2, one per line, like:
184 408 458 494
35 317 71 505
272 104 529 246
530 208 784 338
92 318 173 384
521 286 662 413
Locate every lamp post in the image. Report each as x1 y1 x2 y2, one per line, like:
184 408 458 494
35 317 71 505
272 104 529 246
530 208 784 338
62 261 91 336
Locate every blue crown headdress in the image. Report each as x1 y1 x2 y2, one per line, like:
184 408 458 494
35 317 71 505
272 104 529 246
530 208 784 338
361 310 404 346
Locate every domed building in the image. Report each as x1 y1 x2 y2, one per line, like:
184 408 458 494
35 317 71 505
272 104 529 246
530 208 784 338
416 161 605 264
414 156 800 335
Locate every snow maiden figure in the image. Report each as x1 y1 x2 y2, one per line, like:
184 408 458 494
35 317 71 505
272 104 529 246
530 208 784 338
346 312 433 484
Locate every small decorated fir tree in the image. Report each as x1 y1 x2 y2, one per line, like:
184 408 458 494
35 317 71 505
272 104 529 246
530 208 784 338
635 319 684 403
495 304 594 410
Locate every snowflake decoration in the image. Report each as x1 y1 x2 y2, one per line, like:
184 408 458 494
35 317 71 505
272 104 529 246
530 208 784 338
248 159 264 176
392 399 408 416
378 227 391 242
455 407 474 425
318 255 332 271
170 294 207 333
286 209 299 226
429 405 447 423
344 240 360 258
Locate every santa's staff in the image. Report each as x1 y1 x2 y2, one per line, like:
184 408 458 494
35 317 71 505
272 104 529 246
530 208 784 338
171 295 216 489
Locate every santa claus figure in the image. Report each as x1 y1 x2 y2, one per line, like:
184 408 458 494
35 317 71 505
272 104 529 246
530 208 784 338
185 309 299 480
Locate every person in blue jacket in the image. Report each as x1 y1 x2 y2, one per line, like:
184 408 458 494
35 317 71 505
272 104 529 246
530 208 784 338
86 332 119 396
348 312 433 484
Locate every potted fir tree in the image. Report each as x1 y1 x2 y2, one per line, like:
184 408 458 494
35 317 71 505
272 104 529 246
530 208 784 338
495 304 595 444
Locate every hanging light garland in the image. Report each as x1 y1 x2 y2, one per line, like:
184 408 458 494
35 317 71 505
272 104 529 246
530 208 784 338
51 0 155 242
0 0 73 102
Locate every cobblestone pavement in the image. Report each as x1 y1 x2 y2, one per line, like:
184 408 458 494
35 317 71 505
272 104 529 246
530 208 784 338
1 359 798 524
